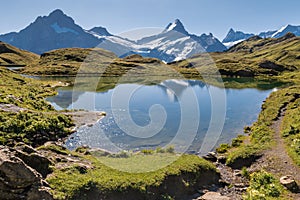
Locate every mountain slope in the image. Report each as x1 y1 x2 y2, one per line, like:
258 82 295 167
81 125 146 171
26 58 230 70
270 24 300 38
0 41 39 65
222 28 254 48
0 9 100 54
132 19 226 62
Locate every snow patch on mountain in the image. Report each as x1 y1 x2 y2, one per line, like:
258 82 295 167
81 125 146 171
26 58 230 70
51 23 79 35
223 39 245 48
166 22 178 32
271 25 289 38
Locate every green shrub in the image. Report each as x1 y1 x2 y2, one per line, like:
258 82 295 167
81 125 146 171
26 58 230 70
291 137 300 155
226 145 260 166
241 167 250 179
0 111 73 146
165 146 175 154
109 150 131 158
232 135 244 147
216 143 230 153
156 147 166 153
141 149 154 155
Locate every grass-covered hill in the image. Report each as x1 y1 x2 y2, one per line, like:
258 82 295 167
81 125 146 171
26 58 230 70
22 47 117 75
0 41 39 65
17 33 300 82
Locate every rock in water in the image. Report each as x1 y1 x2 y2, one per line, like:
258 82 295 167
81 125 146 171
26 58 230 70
280 175 299 193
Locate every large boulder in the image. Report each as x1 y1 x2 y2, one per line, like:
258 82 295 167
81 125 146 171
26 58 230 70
0 146 53 200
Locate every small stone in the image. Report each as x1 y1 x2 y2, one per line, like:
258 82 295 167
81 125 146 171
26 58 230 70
233 170 242 177
217 156 227 164
87 123 94 127
199 192 230 200
203 152 217 162
280 175 299 192
99 111 106 116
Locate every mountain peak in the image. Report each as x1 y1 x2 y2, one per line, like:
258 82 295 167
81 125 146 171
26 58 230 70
222 28 255 44
88 26 112 36
49 9 65 17
228 28 235 33
164 19 188 35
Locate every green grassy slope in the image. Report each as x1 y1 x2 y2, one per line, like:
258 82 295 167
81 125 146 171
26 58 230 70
0 68 73 146
0 41 39 65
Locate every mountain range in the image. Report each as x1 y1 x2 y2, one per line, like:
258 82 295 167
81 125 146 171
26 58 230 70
0 9 226 63
223 24 300 48
0 9 299 62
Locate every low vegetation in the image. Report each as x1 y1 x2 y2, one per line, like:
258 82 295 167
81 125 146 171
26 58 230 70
244 170 285 200
46 149 218 200
0 67 73 146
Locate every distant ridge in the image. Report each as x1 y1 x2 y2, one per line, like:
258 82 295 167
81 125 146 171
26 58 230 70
223 24 300 47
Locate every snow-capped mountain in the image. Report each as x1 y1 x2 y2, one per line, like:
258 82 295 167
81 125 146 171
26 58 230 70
268 24 300 38
87 27 112 36
122 19 226 62
0 9 226 62
258 30 277 38
223 24 300 48
222 28 254 48
88 18 226 62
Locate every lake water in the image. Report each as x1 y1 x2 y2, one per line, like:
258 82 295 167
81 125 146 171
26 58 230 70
46 78 279 154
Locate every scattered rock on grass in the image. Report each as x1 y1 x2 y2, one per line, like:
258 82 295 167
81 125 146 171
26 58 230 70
280 175 299 193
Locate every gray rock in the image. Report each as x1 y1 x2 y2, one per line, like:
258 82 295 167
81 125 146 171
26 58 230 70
27 186 53 200
16 151 53 178
0 146 54 199
0 150 40 188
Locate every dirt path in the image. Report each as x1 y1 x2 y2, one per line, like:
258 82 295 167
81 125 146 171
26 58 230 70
250 107 300 199
214 106 300 200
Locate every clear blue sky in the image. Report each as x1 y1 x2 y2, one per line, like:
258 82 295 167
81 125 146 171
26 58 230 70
1 0 300 40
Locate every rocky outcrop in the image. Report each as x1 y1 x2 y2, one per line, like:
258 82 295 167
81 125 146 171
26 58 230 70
0 145 53 200
218 69 255 77
258 60 286 72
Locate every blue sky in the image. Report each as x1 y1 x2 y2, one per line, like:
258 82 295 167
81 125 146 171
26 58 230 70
1 0 300 40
